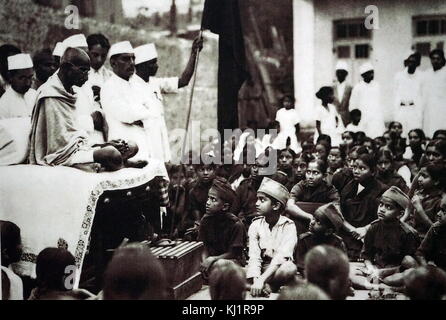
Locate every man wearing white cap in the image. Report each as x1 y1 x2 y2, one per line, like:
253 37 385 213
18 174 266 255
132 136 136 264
393 51 424 136
52 42 64 68
0 53 37 119
101 41 152 162
333 61 352 126
133 37 203 162
349 62 385 138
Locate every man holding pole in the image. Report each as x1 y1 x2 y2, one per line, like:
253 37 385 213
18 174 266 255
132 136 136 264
133 36 203 163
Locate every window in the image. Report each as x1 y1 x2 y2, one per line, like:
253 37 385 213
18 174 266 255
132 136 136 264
414 16 446 36
334 19 371 40
355 44 369 58
337 45 351 58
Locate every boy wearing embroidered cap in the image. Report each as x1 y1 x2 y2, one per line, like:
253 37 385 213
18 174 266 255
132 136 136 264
0 53 37 119
295 202 346 273
247 177 298 297
198 177 246 279
362 186 419 273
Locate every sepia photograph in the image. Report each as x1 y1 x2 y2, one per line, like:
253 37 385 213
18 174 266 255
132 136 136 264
1 0 446 308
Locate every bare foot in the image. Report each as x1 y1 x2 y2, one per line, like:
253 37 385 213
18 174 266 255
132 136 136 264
125 160 148 168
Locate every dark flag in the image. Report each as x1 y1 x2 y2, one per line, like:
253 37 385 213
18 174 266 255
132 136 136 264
201 0 248 137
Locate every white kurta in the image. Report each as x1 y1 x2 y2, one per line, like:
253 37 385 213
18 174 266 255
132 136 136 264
314 103 345 146
275 107 301 153
350 80 385 138
86 65 113 88
138 76 179 163
0 86 37 119
422 66 446 137
393 68 425 135
246 215 297 278
101 74 151 161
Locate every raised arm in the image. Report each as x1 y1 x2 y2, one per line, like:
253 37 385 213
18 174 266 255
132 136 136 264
178 36 204 88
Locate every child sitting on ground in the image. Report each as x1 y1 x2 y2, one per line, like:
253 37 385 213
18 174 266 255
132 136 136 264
166 164 187 238
183 162 217 240
360 187 419 282
102 243 167 300
1 220 23 300
404 265 446 300
233 154 271 228
199 177 246 279
247 177 298 297
292 153 310 185
415 192 446 271
405 163 445 238
295 203 346 273
326 146 344 186
29 247 94 300
376 149 409 193
209 259 247 300
304 245 351 300
286 159 340 235
277 147 297 191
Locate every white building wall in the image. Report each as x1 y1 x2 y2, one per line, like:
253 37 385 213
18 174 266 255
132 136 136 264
295 0 446 123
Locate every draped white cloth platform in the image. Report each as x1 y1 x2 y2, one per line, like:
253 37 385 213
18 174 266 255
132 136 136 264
0 161 167 287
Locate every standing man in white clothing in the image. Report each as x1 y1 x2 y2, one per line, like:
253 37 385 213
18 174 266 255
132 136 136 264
101 41 152 164
0 53 37 119
133 37 203 163
332 61 352 127
422 49 446 137
393 51 424 136
349 63 385 139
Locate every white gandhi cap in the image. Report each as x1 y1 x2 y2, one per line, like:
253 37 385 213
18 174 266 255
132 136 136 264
8 53 33 71
335 60 349 72
53 42 65 57
359 62 374 75
108 41 134 59
62 34 88 49
134 43 158 65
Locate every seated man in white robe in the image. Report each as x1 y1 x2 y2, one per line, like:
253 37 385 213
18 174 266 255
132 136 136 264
0 53 37 119
62 34 108 145
28 47 142 171
101 41 153 162
133 37 203 163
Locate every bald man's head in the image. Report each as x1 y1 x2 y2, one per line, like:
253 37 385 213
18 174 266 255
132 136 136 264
304 245 350 300
59 47 90 88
